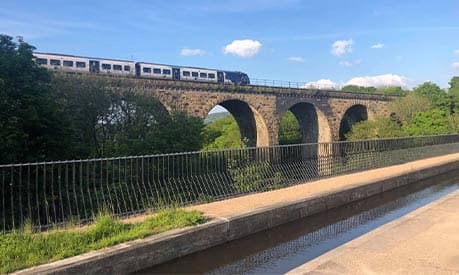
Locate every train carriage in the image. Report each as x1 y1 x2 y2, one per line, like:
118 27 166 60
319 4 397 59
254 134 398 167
33 52 250 85
33 52 135 76
135 62 174 80
179 67 219 83
33 52 90 73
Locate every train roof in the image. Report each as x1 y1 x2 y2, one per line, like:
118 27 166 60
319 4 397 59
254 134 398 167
34 52 248 74
33 52 134 63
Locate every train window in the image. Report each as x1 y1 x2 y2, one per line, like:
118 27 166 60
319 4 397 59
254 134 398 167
63 60 73 67
163 69 171 75
36 58 47 65
153 68 161 74
113 65 122 71
124 65 131 71
76 62 86 68
192 72 198 77
183 71 190 77
102 64 111 70
208 73 215 79
143 67 152 73
50 59 61 66
200 73 207 78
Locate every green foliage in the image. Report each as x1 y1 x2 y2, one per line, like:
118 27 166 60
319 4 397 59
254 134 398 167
202 115 244 150
448 76 459 114
204 111 229 124
402 109 454 136
450 113 459 133
51 72 113 158
376 86 407 96
342 85 407 96
345 117 404 140
413 81 450 111
227 156 285 193
341 85 377 94
0 35 205 163
0 34 72 163
346 79 459 140
0 209 206 273
390 92 432 124
449 76 459 91
279 111 302 144
202 110 303 149
53 73 205 157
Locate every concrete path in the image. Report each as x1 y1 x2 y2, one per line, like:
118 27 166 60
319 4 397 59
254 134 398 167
189 153 459 220
287 188 459 275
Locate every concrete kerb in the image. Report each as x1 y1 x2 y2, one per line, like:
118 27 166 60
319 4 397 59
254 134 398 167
285 185 459 274
15 154 459 274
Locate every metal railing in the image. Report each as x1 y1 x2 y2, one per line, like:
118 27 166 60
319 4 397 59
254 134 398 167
2 134 459 233
249 78 339 90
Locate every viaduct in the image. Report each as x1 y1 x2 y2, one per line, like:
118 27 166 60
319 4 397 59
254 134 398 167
80 75 394 146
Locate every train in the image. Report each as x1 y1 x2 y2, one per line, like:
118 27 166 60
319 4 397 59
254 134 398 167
33 52 250 85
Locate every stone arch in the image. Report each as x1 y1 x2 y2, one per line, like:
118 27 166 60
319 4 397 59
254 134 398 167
148 93 175 114
339 104 368 140
279 102 332 144
115 88 172 123
205 99 270 147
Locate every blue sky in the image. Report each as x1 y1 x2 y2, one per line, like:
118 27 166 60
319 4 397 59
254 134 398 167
1 0 459 88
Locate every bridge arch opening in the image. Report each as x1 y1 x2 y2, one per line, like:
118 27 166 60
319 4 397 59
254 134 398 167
339 104 368 140
279 102 332 145
202 99 270 149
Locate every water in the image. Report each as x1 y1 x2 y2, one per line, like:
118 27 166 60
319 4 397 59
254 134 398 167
137 171 459 274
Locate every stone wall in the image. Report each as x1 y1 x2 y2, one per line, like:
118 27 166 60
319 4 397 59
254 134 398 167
96 76 393 145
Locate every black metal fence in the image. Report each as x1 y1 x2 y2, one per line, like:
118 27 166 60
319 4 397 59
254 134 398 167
250 78 337 90
2 134 459 233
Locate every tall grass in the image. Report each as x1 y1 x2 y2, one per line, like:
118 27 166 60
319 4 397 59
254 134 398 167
0 209 206 273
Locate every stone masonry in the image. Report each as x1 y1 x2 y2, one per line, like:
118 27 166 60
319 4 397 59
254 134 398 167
93 75 393 146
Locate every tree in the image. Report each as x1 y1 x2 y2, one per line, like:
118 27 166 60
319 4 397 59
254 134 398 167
278 111 302 144
96 91 173 156
341 85 377 94
345 117 403 140
402 109 453 136
389 92 432 125
413 82 450 112
0 34 71 163
52 73 205 157
202 116 244 150
376 86 407 96
448 76 459 114
449 76 459 91
51 72 113 158
152 112 205 154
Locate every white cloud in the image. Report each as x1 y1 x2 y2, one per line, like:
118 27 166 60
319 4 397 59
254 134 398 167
287 56 305 62
331 39 353 56
304 79 338 89
452 62 459 69
223 39 262 58
454 49 459 55
180 48 205 56
371 43 384 49
345 74 409 87
340 59 362 67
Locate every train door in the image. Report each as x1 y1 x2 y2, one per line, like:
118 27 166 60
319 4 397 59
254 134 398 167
172 68 180 80
89 60 100 73
217 71 224 83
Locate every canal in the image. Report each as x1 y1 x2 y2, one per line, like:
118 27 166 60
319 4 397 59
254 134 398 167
137 171 459 274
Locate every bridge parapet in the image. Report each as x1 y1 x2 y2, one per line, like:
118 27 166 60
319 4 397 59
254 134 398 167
58 74 395 145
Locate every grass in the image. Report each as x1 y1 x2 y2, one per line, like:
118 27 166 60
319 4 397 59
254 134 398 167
0 209 207 274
